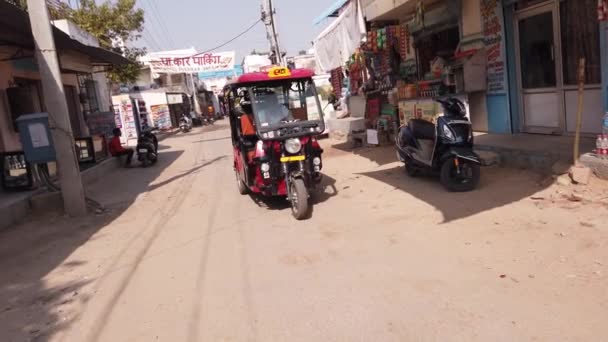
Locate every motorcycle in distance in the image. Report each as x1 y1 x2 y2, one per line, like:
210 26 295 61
136 127 159 167
396 97 481 192
179 113 192 133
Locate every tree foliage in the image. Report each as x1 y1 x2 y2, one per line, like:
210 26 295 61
58 0 146 84
8 0 146 84
6 0 146 84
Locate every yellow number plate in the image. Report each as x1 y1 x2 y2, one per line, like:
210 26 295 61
268 66 291 78
280 155 305 163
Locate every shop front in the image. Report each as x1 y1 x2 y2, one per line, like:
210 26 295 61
503 0 605 134
349 0 492 144
1 2 130 193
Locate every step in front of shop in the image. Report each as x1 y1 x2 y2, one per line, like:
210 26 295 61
0 192 32 231
475 144 560 173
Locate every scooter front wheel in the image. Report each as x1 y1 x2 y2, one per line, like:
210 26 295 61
404 158 419 177
440 158 480 192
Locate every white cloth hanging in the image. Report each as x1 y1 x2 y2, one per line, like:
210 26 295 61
313 0 366 72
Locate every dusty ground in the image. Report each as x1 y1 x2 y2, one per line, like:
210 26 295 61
1 121 607 342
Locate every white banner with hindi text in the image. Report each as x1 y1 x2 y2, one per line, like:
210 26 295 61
149 51 235 74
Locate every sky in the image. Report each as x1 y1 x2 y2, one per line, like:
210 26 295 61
134 0 334 61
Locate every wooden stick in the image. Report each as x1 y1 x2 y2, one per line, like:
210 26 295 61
573 58 585 165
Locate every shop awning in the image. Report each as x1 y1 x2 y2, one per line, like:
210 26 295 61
313 0 349 25
313 0 366 72
0 1 131 66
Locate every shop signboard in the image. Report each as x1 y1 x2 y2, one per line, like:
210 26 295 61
167 94 183 104
150 104 172 130
398 100 415 125
149 51 235 74
86 111 116 138
481 0 507 95
398 99 439 125
112 104 122 128
416 100 439 122
119 100 138 140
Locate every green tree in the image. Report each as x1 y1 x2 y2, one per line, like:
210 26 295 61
61 0 146 84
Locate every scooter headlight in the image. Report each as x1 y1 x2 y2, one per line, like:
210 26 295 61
260 163 270 172
442 123 455 141
285 138 302 154
313 157 321 166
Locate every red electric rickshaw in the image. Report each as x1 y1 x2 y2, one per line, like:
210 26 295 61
224 67 325 220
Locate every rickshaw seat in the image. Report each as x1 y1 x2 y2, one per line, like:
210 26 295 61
241 136 256 148
241 135 257 163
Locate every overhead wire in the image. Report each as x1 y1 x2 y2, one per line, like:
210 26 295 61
140 2 171 50
147 0 177 49
193 19 262 56
141 22 164 52
142 22 165 52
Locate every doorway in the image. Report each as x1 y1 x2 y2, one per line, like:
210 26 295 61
515 2 562 133
64 85 83 137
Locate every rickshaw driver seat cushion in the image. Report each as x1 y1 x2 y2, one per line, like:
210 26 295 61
241 135 257 163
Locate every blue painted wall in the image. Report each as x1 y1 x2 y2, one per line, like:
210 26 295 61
503 4 520 133
487 95 511 133
601 22 608 112
483 0 513 134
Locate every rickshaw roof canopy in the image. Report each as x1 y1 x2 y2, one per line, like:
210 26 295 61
229 67 315 86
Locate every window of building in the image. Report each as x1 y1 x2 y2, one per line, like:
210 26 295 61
560 0 601 85
415 26 460 79
171 74 183 85
77 74 100 114
7 78 44 131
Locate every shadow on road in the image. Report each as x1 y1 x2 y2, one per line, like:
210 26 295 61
0 148 187 341
192 136 231 144
359 165 551 223
330 142 397 166
147 155 227 192
249 174 339 214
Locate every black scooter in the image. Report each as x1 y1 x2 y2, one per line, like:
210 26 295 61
137 127 159 167
396 98 481 192
179 114 192 133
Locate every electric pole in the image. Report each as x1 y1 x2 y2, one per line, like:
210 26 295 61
26 0 87 217
261 0 283 65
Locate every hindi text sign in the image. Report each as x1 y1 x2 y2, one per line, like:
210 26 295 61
150 51 235 74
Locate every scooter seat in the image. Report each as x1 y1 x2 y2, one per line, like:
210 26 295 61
409 119 436 141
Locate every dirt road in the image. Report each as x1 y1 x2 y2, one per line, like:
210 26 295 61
1 121 607 341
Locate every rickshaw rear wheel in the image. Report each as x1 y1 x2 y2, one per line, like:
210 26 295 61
235 169 248 195
290 178 310 220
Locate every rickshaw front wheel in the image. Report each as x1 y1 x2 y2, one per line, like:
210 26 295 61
290 178 310 220
235 169 248 195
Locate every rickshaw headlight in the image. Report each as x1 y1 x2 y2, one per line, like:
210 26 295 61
261 163 270 172
285 138 302 154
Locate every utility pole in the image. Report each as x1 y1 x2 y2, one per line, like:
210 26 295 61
261 0 283 65
27 0 87 217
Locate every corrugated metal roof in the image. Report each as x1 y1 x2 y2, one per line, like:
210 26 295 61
313 0 349 25
0 1 131 66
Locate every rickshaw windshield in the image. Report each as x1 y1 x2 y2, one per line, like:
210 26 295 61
249 78 324 133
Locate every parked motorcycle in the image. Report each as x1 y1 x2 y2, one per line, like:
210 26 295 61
137 127 158 167
201 115 215 126
179 114 192 133
396 98 481 192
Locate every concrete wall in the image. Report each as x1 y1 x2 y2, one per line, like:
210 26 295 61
134 67 153 89
0 60 81 152
92 67 112 112
462 0 482 37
